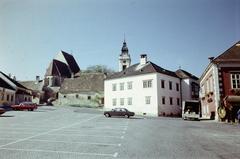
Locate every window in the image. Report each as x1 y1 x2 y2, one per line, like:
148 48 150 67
76 94 79 98
88 96 91 100
145 96 151 104
128 97 132 105
112 84 117 91
169 81 172 90
120 83 124 90
11 95 14 102
7 95 9 101
169 97 173 105
161 80 165 88
176 83 179 91
191 82 199 98
162 97 165 105
63 95 66 98
120 98 124 106
127 82 132 90
112 98 117 106
177 98 180 106
231 73 240 89
143 80 152 88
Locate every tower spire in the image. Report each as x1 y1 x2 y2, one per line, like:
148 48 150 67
119 38 131 72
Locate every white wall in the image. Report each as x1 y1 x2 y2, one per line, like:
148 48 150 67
0 87 15 105
181 79 191 101
156 74 181 116
104 72 181 116
104 73 158 116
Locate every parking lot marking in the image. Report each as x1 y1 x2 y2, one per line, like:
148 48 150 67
0 148 117 157
25 139 121 147
113 152 118 158
0 115 100 148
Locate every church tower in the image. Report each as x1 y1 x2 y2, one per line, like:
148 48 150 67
119 39 131 72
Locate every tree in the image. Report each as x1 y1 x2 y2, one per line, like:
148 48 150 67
83 65 115 74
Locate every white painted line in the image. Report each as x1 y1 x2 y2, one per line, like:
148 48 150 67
25 139 121 147
113 152 118 158
46 134 124 139
0 148 116 157
121 136 124 139
0 115 101 148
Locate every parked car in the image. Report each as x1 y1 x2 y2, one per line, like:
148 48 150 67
0 105 13 111
104 108 135 118
11 102 37 111
0 108 6 115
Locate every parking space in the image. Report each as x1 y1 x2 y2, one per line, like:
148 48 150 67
0 106 129 159
1 106 240 159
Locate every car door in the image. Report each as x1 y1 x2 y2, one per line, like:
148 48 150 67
111 108 118 116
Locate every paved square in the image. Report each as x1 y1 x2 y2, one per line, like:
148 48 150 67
0 106 240 159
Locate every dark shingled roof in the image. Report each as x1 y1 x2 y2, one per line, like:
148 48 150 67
0 78 15 90
61 50 80 74
45 60 72 78
59 73 105 94
106 61 178 80
213 41 240 63
0 71 27 89
175 69 199 80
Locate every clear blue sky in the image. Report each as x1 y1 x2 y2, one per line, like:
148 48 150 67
0 0 239 81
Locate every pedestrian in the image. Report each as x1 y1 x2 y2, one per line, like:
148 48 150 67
237 108 240 124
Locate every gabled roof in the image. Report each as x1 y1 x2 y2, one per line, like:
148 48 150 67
59 73 105 94
61 50 80 74
45 59 72 78
0 78 15 90
200 40 240 81
0 71 27 90
175 69 199 81
106 61 178 80
213 41 240 63
19 80 44 92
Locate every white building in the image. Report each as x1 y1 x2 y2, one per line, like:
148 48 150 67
175 69 199 102
105 54 181 116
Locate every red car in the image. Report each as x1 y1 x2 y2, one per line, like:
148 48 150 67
11 102 37 111
0 108 6 115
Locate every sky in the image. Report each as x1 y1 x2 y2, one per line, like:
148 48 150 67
0 0 239 81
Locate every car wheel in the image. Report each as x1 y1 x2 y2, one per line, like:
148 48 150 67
125 114 129 118
105 113 110 117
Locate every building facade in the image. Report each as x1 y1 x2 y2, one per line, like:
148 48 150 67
105 55 181 116
0 71 32 105
199 41 240 121
57 73 105 107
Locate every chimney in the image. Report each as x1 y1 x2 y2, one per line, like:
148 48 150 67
13 76 16 81
36 76 40 82
208 57 214 62
140 54 147 65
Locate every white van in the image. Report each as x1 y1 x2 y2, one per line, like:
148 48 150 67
182 100 201 120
